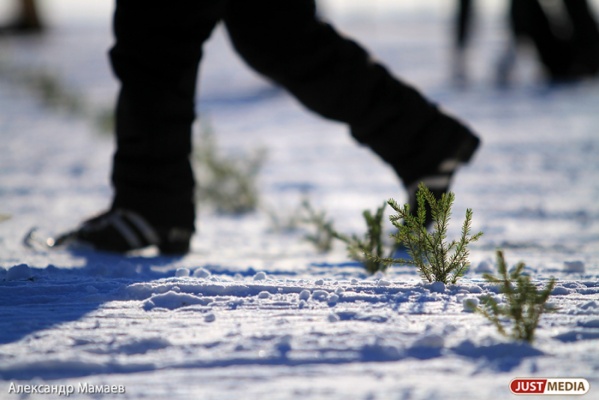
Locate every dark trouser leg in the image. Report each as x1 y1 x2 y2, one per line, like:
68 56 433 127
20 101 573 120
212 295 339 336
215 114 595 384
109 0 224 230
563 0 599 76
456 0 474 51
453 0 474 83
224 0 478 187
510 0 573 80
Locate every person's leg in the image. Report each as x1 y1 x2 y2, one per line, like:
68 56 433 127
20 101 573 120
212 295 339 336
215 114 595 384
20 0 43 29
564 0 599 41
224 0 478 197
510 0 572 80
452 0 475 83
0 0 44 34
563 0 599 77
496 0 520 86
456 0 474 51
72 0 225 254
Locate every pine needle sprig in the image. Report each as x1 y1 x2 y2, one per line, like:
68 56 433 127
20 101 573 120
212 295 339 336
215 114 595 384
470 250 556 343
385 183 483 284
300 200 337 253
332 202 388 274
193 123 266 215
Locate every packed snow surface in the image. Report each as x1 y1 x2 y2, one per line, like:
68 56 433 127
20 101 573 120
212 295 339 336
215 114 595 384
1 1 598 399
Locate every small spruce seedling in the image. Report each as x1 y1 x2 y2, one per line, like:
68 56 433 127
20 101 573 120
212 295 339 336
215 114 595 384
265 199 305 234
332 202 388 274
469 250 556 343
385 183 483 284
0 60 114 135
193 122 266 215
300 200 337 253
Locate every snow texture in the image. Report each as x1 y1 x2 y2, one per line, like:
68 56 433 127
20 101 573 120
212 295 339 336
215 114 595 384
1 1 598 399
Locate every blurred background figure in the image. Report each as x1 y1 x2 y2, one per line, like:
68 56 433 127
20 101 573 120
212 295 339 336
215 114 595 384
452 0 475 84
452 0 599 86
499 0 599 85
0 0 44 35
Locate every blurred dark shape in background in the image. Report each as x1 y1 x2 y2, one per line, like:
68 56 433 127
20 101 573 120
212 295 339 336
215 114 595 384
452 0 474 84
0 0 44 35
453 0 599 86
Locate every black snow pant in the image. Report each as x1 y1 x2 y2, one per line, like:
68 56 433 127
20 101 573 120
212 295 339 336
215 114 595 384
109 0 477 231
455 0 474 51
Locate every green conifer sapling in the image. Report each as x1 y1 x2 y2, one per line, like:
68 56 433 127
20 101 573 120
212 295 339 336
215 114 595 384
300 200 337 253
386 183 483 284
468 250 556 343
332 202 388 274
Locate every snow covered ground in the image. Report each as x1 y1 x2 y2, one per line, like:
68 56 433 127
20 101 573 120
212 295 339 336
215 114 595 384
1 2 598 399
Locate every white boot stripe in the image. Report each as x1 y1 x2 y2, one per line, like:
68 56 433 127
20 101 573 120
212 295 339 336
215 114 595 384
123 210 161 246
109 212 143 249
420 175 452 190
438 159 463 173
407 175 452 193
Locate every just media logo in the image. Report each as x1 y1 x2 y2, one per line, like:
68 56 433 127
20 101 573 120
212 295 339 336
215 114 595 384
510 378 590 396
